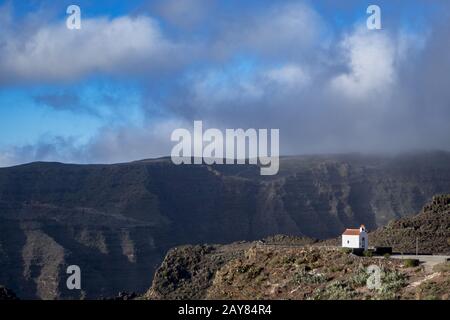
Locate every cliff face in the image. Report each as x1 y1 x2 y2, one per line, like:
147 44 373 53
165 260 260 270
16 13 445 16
370 194 450 254
0 152 450 299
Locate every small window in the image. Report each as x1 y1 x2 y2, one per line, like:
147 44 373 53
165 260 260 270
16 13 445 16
347 240 350 244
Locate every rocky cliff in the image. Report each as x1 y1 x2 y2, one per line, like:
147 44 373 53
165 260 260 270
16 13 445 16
370 194 450 254
1 151 450 299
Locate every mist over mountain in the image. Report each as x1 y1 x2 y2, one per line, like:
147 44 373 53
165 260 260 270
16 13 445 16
1 1 450 167
1 151 450 299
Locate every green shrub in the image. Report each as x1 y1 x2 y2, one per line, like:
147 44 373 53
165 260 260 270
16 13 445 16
237 265 250 273
247 266 263 279
328 265 343 273
293 267 326 285
348 268 369 287
281 256 296 264
377 269 407 299
313 280 355 300
363 250 373 257
404 259 420 268
340 248 352 254
383 253 391 259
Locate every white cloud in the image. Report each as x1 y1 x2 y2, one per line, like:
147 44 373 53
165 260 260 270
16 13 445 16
0 136 83 167
85 119 187 163
0 152 13 167
0 119 188 167
187 68 264 110
330 29 396 100
264 64 310 89
0 15 186 84
184 62 310 112
1 1 449 166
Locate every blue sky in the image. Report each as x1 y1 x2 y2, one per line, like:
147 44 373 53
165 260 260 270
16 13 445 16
0 0 449 166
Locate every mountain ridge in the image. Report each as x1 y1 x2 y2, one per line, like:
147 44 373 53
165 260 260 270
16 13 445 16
1 151 450 299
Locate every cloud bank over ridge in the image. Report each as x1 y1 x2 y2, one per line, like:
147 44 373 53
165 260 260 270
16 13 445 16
0 0 449 166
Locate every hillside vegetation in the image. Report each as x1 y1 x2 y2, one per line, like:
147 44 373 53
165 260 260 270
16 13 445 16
146 244 450 300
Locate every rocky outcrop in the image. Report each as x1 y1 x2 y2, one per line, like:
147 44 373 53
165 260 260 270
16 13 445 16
0 286 19 300
145 244 246 300
370 194 450 254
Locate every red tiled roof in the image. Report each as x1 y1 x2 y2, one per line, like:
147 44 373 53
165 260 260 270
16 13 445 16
342 229 360 236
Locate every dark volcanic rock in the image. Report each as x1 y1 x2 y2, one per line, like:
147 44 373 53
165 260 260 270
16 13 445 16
104 291 137 300
0 152 450 299
146 243 249 300
0 286 19 300
370 194 450 254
